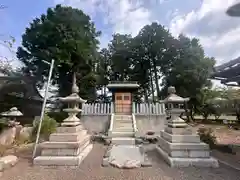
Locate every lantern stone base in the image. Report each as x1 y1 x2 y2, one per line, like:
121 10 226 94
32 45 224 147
34 124 93 166
156 145 218 167
156 127 219 167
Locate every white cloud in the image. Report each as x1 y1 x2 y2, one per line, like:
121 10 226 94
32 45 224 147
54 0 240 64
54 0 152 47
169 0 240 64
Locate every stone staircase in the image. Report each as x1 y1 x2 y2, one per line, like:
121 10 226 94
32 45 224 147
109 114 136 145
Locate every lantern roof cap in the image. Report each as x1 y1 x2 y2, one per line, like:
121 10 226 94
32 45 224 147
160 86 190 103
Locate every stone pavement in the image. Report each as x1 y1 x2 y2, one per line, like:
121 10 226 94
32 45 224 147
103 145 151 168
1 144 240 180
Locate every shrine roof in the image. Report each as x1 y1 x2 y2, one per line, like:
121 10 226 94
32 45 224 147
107 81 140 90
212 57 240 84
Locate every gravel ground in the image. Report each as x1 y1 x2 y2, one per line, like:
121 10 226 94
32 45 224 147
2 143 240 180
191 124 240 144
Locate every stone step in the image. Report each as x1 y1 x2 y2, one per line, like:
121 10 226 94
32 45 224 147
114 120 133 123
113 125 133 128
114 123 132 126
165 127 193 135
56 125 84 133
112 137 135 145
40 135 90 149
34 144 93 166
168 123 188 128
158 137 209 151
113 126 133 129
112 129 134 132
41 139 90 156
161 131 200 143
114 121 132 124
49 131 87 142
169 149 210 158
111 131 134 137
114 115 132 118
115 118 132 121
156 146 219 168
114 120 132 123
113 124 133 128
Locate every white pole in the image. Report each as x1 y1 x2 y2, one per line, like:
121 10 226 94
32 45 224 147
32 59 55 159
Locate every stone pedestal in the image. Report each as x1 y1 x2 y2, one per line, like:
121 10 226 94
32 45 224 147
156 117 218 167
156 86 219 167
34 73 93 166
34 121 92 166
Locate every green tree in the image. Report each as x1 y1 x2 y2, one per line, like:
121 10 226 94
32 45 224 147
162 35 215 96
17 4 101 99
102 23 178 102
108 34 133 81
196 88 223 121
95 48 111 101
135 23 178 101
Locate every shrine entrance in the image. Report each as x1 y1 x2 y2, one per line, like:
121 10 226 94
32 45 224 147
115 92 132 114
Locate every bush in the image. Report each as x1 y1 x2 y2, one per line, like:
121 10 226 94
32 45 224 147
197 127 217 148
47 111 68 123
32 114 57 141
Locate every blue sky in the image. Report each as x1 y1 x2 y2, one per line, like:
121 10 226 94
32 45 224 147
1 0 240 71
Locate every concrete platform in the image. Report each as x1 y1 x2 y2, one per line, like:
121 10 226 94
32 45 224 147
49 131 87 142
34 144 93 166
110 131 135 137
102 145 152 168
41 139 90 156
161 131 200 143
156 146 219 168
112 137 135 145
40 135 90 149
165 127 192 135
157 136 209 151
56 125 84 133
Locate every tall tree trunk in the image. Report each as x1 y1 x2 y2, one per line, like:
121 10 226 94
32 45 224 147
152 58 161 99
149 68 155 102
144 88 148 102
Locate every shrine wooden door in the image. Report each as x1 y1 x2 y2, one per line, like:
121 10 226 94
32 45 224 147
115 92 132 114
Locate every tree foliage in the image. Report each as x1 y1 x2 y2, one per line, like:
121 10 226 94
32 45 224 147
95 23 215 103
17 4 101 100
17 5 218 111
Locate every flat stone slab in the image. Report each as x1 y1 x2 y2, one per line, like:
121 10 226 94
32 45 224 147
0 155 18 170
34 144 93 166
103 145 151 169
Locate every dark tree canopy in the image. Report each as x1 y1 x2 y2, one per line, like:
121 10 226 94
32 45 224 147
17 4 101 99
95 23 215 102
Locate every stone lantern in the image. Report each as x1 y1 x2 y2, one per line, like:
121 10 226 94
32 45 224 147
163 86 189 127
34 73 93 166
156 86 219 168
1 107 23 126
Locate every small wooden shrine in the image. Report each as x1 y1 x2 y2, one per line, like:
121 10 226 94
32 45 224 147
107 81 139 114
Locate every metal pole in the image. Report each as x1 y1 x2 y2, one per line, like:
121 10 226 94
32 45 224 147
32 59 55 159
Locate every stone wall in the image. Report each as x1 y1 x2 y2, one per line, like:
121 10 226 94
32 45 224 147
135 115 166 136
80 114 166 135
81 115 110 134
